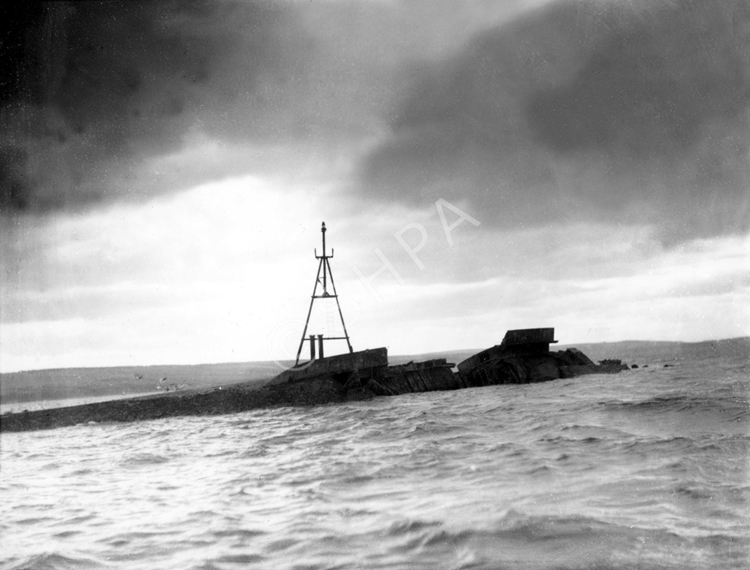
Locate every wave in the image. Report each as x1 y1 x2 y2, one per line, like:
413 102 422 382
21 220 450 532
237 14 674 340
599 394 750 418
119 452 171 466
5 552 106 570
378 510 747 570
382 511 639 548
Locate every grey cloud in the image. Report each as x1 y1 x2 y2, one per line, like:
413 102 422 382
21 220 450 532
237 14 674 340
527 2 749 158
0 0 306 214
0 0 559 217
5 0 749 243
361 0 750 243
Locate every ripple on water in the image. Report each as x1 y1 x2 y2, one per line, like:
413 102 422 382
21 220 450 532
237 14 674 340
6 552 108 570
119 452 171 467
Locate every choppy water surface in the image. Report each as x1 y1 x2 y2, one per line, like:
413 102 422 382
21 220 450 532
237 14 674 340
2 345 748 569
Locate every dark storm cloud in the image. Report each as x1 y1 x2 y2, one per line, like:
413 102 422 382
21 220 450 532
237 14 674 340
361 0 750 242
0 0 304 213
527 0 749 160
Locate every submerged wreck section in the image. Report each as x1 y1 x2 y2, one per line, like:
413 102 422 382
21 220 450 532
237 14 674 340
0 328 628 433
455 328 627 386
270 348 388 386
267 327 628 398
375 359 459 395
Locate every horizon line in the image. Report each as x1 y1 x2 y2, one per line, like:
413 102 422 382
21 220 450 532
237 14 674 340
1 335 747 375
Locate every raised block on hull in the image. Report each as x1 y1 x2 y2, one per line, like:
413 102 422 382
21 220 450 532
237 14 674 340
457 327 557 376
269 348 389 385
500 327 557 354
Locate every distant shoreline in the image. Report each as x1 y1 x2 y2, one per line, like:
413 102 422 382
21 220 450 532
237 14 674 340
0 392 161 415
2 337 747 376
1 338 746 424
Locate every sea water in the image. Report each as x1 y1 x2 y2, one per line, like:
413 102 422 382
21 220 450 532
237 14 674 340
1 343 748 569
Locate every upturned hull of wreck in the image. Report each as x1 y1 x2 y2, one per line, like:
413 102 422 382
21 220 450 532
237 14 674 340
0 328 628 433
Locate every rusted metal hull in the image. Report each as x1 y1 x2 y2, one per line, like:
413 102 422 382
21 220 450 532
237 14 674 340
267 329 628 399
1 329 629 433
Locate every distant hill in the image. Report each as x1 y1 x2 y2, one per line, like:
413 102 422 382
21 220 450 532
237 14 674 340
556 337 750 364
393 337 749 368
0 361 287 407
2 338 746 409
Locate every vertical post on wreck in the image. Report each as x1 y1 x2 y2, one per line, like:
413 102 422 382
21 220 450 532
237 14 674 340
294 222 354 366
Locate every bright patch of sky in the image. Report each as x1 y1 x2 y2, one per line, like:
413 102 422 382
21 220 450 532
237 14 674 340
2 173 746 372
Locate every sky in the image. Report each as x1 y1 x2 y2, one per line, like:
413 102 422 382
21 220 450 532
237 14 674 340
1 0 748 373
